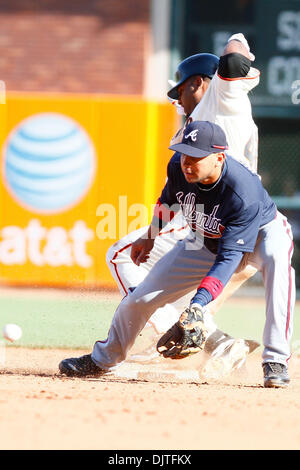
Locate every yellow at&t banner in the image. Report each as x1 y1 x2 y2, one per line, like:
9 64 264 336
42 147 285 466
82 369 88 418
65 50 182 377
0 92 178 288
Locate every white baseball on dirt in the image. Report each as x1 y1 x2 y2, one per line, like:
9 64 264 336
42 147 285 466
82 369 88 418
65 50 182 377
2 324 22 342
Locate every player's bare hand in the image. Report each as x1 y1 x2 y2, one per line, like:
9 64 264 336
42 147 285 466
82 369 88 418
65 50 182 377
131 237 155 266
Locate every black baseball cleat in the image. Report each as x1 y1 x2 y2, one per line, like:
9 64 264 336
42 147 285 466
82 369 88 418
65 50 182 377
263 362 290 388
59 354 106 377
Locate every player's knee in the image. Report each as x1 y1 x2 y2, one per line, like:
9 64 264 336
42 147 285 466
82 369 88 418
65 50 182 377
106 241 121 268
125 290 160 320
118 291 147 320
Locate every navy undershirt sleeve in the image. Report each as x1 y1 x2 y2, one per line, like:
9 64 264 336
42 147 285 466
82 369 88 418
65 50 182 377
207 249 244 285
191 250 244 307
191 288 213 307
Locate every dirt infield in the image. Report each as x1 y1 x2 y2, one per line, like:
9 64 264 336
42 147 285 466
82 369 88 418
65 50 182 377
0 346 299 450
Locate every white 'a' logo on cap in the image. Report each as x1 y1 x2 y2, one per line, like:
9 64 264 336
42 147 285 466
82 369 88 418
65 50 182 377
184 129 198 142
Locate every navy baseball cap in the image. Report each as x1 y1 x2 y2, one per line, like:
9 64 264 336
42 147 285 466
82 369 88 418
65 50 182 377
169 121 228 158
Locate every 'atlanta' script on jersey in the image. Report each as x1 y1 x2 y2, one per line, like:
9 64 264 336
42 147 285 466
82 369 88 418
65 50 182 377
176 192 225 238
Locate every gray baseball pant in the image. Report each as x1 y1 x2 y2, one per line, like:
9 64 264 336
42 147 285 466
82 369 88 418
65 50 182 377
92 211 295 369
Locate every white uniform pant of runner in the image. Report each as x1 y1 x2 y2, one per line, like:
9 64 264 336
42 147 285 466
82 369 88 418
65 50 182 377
93 211 295 369
106 219 192 333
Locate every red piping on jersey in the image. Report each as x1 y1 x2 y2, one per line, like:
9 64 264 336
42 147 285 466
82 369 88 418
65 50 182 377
217 71 261 81
198 276 224 300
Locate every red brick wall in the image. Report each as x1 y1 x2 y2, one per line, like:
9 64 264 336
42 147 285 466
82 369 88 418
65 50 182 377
0 0 150 94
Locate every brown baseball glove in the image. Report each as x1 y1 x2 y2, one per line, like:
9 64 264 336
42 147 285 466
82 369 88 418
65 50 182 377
156 305 208 359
